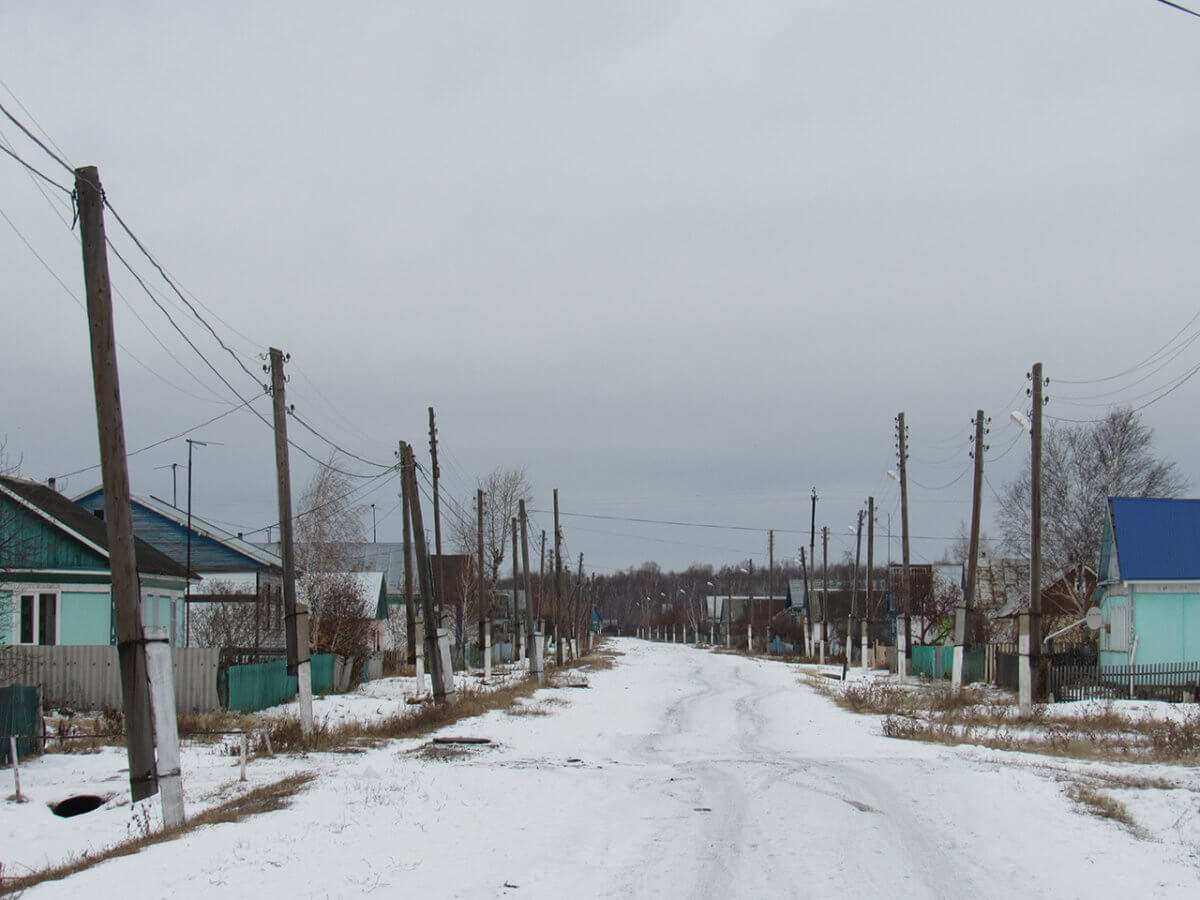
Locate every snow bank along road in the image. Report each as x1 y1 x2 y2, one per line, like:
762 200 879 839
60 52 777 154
20 639 1200 898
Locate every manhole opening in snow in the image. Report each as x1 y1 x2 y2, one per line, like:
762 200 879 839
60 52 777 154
51 795 105 818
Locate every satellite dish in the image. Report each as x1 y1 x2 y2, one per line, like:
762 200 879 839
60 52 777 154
1085 606 1103 631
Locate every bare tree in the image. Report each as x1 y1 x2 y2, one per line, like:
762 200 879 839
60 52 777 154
188 579 262 649
996 407 1186 577
294 457 372 660
451 468 533 583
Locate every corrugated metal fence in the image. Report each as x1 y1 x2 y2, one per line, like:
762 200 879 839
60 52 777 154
1 646 220 714
1 683 40 764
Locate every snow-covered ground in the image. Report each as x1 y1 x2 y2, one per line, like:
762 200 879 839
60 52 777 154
4 639 1199 898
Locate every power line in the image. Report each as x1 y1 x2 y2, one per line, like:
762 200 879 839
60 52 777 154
0 140 70 194
0 199 229 407
1055 307 1200 385
53 396 261 480
1155 0 1200 18
530 507 964 542
0 96 73 175
909 464 972 492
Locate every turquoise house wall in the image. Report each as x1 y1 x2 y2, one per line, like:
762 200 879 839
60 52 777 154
1132 593 1200 665
59 590 112 644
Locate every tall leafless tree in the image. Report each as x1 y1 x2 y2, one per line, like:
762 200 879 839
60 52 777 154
996 407 1186 578
294 457 373 659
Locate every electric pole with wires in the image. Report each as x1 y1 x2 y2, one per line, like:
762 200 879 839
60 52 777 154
77 164 183 825
954 411 988 691
268 347 314 738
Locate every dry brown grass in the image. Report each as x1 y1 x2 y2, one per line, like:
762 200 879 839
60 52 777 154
811 675 1200 764
1065 783 1136 828
0 773 314 896
264 677 545 754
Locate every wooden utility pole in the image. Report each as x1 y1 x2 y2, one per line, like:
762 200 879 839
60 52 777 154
520 500 543 676
428 408 444 612
897 411 912 681
767 529 774 654
954 411 987 691
476 489 489 678
538 529 546 622
401 474 416 665
400 441 455 701
799 546 811 656
746 558 755 652
865 496 874 673
77 165 180 819
576 552 585 657
1022 365 1046 711
821 526 830 663
269 348 314 737
554 489 564 665
848 509 863 672
511 517 522 663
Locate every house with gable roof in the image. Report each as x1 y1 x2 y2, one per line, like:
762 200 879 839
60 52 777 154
0 476 191 646
73 487 284 648
1095 496 1200 668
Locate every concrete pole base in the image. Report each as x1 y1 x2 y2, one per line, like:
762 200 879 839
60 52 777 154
296 659 315 736
483 619 492 681
143 626 185 828
432 628 457 702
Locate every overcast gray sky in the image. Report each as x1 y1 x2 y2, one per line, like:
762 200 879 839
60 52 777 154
3 1 1199 576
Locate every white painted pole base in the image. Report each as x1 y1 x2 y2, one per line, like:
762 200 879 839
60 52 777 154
951 645 965 691
143 626 185 828
9 736 22 802
483 619 492 681
747 623 753 653
818 640 826 666
861 622 869 675
897 633 907 683
1018 615 1032 713
434 628 458 702
529 632 546 682
709 625 714 645
296 658 315 737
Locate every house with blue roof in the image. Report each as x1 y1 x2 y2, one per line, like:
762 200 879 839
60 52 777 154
73 487 284 648
1095 497 1200 668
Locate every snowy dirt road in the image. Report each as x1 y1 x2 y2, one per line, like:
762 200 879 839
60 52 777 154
16 639 1200 898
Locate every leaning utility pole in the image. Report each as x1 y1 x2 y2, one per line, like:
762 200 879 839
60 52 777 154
268 348 314 737
897 411 912 682
954 411 987 691
77 165 182 824
576 552 585 657
864 496 874 673
1022 366 1046 712
554 489 564 665
821 526 830 664
400 441 455 701
799 546 811 656
848 509 863 673
511 517 523 664
401 475 417 665
809 487 818 648
428 408 445 612
766 530 774 654
476 489 490 679
520 500 543 677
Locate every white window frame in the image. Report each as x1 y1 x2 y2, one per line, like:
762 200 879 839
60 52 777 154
14 588 61 646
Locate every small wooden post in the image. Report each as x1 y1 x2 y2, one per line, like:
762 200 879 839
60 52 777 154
239 732 248 782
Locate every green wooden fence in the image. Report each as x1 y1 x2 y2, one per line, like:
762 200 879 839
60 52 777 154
910 645 985 682
223 653 337 713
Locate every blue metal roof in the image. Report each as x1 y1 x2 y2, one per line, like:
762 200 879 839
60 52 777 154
1109 497 1200 581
